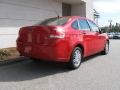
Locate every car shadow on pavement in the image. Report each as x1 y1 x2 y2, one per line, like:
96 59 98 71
83 53 102 63
0 53 101 82
0 58 70 82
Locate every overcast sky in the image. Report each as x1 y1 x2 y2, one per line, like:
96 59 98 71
94 0 120 27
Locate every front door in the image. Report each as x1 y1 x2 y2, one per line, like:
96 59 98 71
77 19 95 56
87 20 105 53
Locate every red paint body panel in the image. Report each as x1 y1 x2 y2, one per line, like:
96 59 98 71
16 16 109 62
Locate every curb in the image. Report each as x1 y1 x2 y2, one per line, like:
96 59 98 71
0 57 26 65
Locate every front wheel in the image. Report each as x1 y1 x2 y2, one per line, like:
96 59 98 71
101 42 109 55
68 47 83 69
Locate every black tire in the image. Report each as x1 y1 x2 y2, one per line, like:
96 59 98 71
101 41 109 55
68 47 83 69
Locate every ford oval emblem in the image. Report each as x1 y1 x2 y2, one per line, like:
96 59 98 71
29 28 34 32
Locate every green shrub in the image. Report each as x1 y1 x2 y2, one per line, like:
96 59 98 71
0 49 11 60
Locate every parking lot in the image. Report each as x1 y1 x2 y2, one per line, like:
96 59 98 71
0 40 120 90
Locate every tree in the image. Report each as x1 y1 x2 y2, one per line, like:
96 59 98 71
101 23 120 33
101 27 109 33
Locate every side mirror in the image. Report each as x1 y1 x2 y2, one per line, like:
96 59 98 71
99 28 102 34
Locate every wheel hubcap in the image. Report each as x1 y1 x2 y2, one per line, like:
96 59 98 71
73 50 81 67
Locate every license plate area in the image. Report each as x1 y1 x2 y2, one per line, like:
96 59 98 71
27 32 32 43
24 46 32 53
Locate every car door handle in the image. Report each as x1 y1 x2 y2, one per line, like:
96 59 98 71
82 32 86 34
86 38 91 40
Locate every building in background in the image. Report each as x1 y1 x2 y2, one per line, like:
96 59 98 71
0 0 93 48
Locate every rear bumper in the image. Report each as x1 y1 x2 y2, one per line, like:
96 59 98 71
17 42 70 62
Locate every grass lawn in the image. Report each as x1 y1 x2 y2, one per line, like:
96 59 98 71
0 47 19 61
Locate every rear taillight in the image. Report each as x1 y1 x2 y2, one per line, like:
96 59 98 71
49 27 65 39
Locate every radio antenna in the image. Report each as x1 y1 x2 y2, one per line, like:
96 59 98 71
51 0 61 18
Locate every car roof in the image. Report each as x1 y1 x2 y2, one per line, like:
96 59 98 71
52 16 87 19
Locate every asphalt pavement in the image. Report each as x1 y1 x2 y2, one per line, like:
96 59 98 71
0 40 120 90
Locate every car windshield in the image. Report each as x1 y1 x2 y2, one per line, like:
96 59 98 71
36 17 70 26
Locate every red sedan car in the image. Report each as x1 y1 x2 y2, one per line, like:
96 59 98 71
17 16 109 69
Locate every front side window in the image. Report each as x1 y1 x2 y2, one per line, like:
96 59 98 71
88 20 100 32
36 17 70 26
78 19 90 30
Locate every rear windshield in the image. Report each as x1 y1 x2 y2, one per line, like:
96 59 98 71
36 17 70 26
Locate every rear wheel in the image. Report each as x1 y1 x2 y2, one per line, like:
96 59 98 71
101 41 109 55
68 47 83 69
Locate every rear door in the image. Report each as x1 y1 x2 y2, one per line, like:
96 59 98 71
87 20 105 53
77 19 95 56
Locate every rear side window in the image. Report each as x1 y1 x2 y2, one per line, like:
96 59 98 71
72 20 79 30
78 19 90 30
36 17 70 26
87 20 99 32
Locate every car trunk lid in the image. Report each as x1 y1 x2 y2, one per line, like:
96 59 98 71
18 25 65 45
